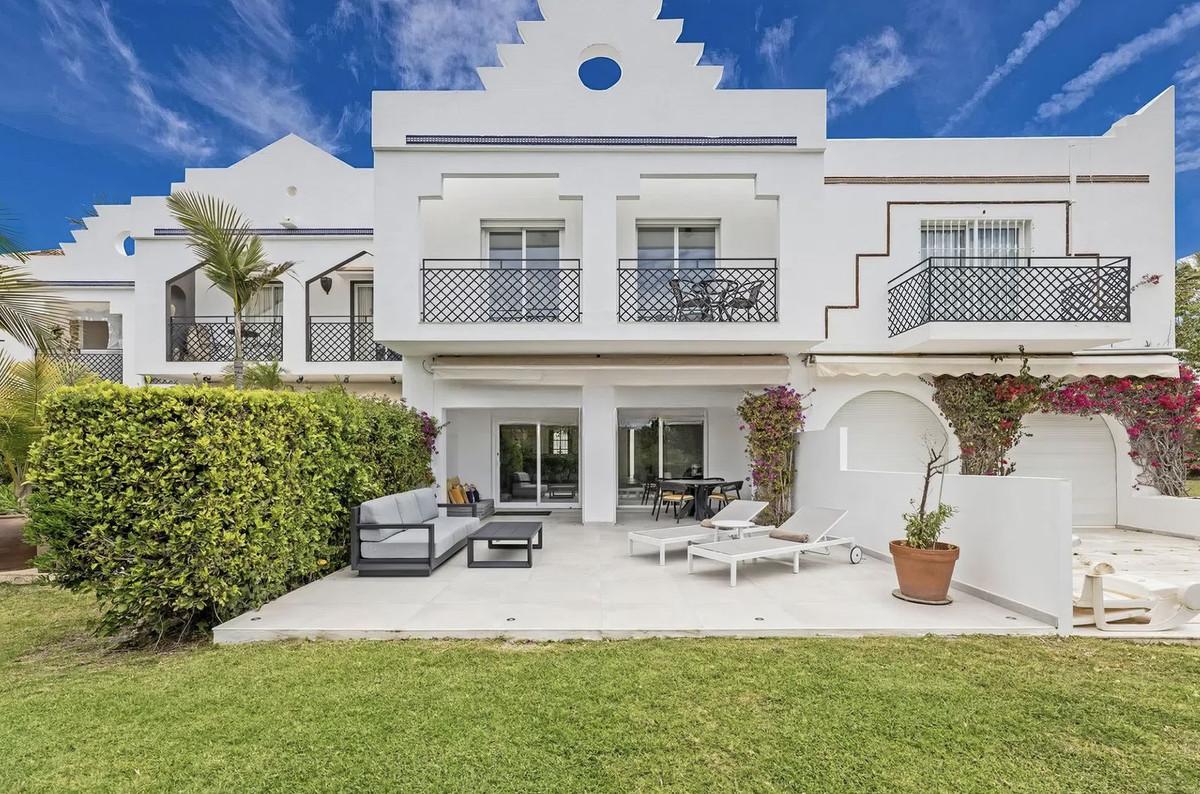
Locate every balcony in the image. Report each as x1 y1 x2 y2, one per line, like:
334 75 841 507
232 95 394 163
887 257 1132 337
421 260 582 324
307 317 402 362
617 259 778 322
168 316 283 362
45 350 123 382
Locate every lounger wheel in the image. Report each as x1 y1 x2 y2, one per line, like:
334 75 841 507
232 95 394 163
848 545 863 565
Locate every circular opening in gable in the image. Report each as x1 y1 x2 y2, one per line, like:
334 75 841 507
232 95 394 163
579 57 621 91
116 233 134 257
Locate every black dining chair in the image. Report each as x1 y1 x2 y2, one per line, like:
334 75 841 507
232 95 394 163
669 278 707 321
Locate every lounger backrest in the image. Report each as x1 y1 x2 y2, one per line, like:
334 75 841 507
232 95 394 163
711 499 769 523
778 507 848 542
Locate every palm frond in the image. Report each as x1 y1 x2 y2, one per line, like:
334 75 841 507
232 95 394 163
0 205 28 263
0 353 63 502
0 264 69 351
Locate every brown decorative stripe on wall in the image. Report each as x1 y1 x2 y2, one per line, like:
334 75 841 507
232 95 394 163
825 175 1070 185
1075 174 1150 183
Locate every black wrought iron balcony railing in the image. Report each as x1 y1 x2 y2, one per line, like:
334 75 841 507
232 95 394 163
307 316 402 362
43 350 123 382
617 259 778 322
168 316 283 362
887 256 1132 337
421 260 582 323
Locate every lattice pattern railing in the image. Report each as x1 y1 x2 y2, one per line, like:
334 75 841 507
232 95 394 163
887 257 1132 337
44 350 124 382
422 261 582 323
168 317 283 362
307 318 402 362
617 260 778 322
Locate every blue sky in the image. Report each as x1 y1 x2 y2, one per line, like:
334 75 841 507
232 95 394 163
3 0 1200 257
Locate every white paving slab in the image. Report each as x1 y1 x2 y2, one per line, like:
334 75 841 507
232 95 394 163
214 511 1051 643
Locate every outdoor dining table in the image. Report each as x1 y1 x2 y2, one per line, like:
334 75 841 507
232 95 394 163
657 478 745 521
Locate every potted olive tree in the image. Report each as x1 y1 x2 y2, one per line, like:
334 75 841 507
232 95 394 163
0 356 62 571
890 442 960 605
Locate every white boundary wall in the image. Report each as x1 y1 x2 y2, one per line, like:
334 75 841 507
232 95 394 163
1119 494 1200 539
796 428 1074 632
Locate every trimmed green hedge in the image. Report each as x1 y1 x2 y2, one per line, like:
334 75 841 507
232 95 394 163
27 384 434 639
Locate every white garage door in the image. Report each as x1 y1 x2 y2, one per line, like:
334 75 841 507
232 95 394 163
1009 414 1117 527
827 391 949 473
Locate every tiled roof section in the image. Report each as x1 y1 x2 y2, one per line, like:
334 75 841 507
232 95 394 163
155 228 373 237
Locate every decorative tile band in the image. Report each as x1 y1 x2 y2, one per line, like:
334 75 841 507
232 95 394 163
154 228 373 237
405 135 798 147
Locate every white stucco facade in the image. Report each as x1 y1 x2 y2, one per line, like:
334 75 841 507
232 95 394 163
14 0 1182 528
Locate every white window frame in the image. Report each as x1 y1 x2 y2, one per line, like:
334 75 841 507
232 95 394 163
919 219 1032 264
636 223 721 271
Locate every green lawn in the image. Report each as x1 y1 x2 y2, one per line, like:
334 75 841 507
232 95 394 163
3 586 1200 793
1188 478 1200 498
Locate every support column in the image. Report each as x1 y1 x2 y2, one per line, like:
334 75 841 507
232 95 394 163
580 191 618 322
402 357 447 495
581 383 618 524
281 276 306 373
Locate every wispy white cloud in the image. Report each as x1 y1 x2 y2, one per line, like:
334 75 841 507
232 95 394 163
35 0 215 160
939 0 1080 134
827 27 915 119
700 48 742 88
1175 55 1200 172
1036 2 1200 121
757 17 795 77
230 0 296 60
176 52 345 152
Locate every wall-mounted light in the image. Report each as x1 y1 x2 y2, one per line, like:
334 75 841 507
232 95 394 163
342 376 350 384
320 277 333 294
296 375 305 384
389 376 398 385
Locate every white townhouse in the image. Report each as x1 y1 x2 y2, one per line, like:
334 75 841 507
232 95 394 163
16 0 1180 529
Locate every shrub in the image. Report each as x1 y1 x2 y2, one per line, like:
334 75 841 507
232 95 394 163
27 383 435 640
738 385 812 524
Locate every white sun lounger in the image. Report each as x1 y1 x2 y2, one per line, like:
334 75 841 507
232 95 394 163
687 506 860 587
1073 569 1200 632
627 499 768 566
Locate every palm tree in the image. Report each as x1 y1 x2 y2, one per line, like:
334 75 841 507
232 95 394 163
0 353 63 506
165 192 293 389
0 205 68 351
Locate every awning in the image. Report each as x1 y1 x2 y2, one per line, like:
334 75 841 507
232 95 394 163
431 354 792 385
809 354 1181 379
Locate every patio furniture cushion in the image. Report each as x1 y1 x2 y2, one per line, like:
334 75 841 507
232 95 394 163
358 495 403 542
360 515 480 560
414 487 439 522
395 490 423 525
769 528 810 544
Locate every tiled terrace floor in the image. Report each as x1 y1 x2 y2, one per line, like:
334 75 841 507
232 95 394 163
215 512 1049 643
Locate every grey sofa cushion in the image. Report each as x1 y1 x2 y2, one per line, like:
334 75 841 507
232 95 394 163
360 515 480 560
358 495 403 542
414 488 439 523
395 491 424 525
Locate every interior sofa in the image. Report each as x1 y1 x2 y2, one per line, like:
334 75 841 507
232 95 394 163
350 487 481 576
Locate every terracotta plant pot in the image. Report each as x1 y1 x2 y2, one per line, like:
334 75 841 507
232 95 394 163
0 513 34 572
890 540 960 604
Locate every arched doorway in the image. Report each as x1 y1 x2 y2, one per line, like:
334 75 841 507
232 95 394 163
826 391 949 473
1010 414 1117 527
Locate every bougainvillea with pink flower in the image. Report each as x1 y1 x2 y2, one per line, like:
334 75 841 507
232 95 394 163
1042 367 1200 497
925 357 1057 476
738 385 813 523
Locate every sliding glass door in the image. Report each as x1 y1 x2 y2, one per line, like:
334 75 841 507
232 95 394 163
616 411 707 506
497 421 579 507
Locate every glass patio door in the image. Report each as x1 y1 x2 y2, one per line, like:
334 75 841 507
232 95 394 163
485 229 562 321
617 412 707 506
497 422 579 507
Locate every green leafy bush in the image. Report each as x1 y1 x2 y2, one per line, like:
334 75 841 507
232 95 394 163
27 383 434 640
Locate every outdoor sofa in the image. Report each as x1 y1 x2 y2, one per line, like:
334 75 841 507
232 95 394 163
350 487 481 576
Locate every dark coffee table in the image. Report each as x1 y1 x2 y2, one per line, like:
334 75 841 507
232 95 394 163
467 522 544 569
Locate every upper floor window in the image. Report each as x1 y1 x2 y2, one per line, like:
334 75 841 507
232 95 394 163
637 225 718 269
351 282 374 319
484 227 561 268
246 282 284 318
920 219 1031 265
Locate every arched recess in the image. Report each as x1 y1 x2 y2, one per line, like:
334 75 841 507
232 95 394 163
826 390 950 473
1009 413 1118 527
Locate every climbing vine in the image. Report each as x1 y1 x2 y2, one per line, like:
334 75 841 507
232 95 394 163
738 385 812 524
1042 367 1200 497
926 357 1055 476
